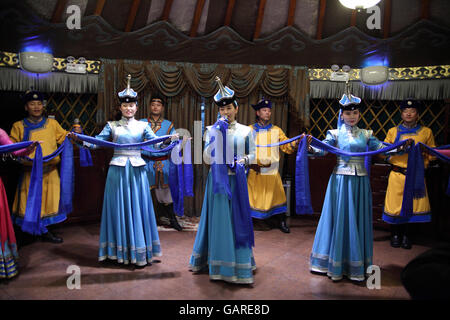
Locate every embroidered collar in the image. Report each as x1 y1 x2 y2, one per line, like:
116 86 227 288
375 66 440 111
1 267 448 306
119 116 136 125
228 120 237 130
254 122 273 132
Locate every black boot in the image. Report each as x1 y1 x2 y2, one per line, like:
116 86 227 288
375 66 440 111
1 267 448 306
40 230 63 244
166 203 183 231
401 225 412 249
278 213 290 233
390 225 401 248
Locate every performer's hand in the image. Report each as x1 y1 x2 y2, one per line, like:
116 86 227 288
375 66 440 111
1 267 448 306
399 138 414 152
67 132 80 142
170 133 180 142
25 141 40 154
219 116 229 123
237 158 246 165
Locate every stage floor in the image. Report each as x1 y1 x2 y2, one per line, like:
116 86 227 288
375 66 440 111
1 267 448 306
0 216 437 300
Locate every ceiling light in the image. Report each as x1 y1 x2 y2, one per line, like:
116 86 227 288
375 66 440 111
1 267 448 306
339 0 381 10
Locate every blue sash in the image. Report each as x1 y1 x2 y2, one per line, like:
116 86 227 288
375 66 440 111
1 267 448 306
21 138 74 235
75 133 193 216
208 119 254 249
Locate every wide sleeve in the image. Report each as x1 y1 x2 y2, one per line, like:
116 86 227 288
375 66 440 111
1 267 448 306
0 128 29 156
9 121 23 143
278 127 296 155
423 128 436 167
53 119 69 145
82 123 112 149
246 129 256 165
367 130 385 151
310 130 337 156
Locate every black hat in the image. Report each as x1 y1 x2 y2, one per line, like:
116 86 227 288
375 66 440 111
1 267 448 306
23 90 45 104
338 82 361 111
400 99 422 111
150 94 166 106
251 98 272 111
118 74 138 103
213 76 236 107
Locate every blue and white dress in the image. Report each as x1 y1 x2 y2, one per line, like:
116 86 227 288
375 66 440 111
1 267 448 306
189 120 256 284
309 124 384 281
86 117 162 266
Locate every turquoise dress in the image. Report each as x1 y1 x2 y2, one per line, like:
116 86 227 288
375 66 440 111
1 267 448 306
86 117 162 266
189 121 256 284
309 124 384 281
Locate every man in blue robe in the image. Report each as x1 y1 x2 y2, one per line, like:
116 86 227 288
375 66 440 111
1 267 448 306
141 95 182 231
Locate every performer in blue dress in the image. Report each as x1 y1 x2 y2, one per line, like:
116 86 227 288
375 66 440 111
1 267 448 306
189 77 256 284
72 75 173 266
140 94 182 231
308 85 401 281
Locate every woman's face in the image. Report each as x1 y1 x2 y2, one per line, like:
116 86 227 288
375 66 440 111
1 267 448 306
120 102 137 118
25 100 44 118
219 103 238 122
341 109 360 126
401 107 419 124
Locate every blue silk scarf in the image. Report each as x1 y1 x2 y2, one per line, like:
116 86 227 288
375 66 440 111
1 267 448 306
22 138 74 235
71 128 93 167
258 135 408 215
208 119 254 249
76 133 193 216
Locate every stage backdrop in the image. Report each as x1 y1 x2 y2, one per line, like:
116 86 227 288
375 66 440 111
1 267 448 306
97 59 310 216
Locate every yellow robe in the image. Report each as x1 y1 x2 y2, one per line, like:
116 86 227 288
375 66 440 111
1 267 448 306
10 118 68 226
383 125 435 224
247 124 295 219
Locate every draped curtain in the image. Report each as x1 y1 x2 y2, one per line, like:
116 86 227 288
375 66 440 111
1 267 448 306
98 59 309 216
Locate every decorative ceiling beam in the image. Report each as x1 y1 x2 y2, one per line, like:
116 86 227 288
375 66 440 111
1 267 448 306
125 0 141 32
383 0 392 38
224 0 236 26
190 0 206 37
253 0 267 40
161 0 174 21
287 0 297 26
350 9 357 27
316 0 326 40
421 0 431 19
51 0 68 23
94 0 107 16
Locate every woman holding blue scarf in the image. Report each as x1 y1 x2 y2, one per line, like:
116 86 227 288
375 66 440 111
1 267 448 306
70 75 175 267
189 77 256 284
0 129 37 279
308 86 410 282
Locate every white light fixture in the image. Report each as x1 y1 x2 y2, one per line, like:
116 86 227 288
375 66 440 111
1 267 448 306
330 64 351 82
65 56 87 74
339 0 381 10
19 51 54 73
360 66 389 85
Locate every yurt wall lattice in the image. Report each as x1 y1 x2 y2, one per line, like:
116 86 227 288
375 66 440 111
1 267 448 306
308 99 448 145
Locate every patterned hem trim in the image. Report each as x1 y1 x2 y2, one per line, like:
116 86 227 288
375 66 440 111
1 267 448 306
310 252 370 267
382 212 431 224
0 269 19 279
98 255 154 266
12 213 67 227
250 205 287 219
209 274 254 284
310 266 365 282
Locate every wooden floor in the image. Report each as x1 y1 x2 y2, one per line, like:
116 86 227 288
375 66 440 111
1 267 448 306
0 216 440 300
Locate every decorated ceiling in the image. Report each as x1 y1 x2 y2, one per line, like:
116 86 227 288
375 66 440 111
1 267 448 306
0 0 449 68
